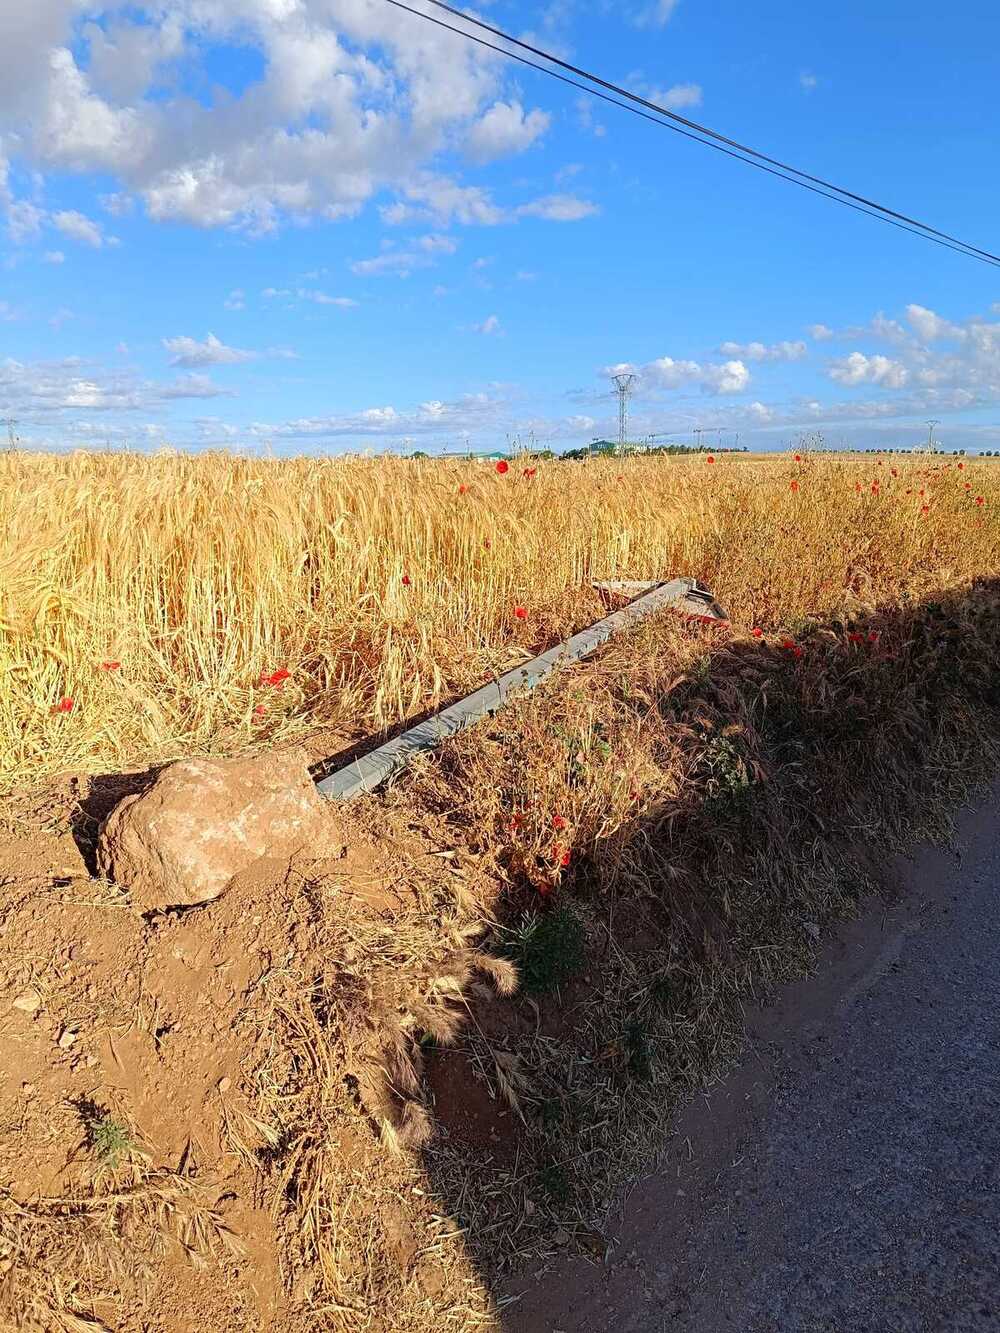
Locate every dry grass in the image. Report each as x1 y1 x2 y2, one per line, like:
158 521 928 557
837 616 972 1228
402 589 1000 1279
4 446 1000 1330
0 1166 241 1331
2 448 996 791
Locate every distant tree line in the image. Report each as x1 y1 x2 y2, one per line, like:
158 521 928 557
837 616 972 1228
559 439 749 461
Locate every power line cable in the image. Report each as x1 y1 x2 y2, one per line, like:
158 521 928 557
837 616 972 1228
380 0 1000 269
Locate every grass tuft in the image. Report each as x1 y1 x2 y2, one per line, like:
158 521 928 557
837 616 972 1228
500 905 587 996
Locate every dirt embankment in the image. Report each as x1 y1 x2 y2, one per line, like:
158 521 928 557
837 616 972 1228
4 578 1000 1331
0 779 505 1332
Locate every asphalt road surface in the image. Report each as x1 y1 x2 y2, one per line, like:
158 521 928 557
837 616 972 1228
505 798 1000 1333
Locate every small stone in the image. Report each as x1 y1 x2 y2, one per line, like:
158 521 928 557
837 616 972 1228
552 1228 570 1246
58 1027 77 1049
12 989 41 1014
21 1082 36 1096
85 1054 99 1068
218 1076 232 1094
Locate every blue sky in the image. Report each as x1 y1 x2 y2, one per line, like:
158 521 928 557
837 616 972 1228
2 0 999 454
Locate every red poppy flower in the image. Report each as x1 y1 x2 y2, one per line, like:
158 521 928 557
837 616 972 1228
921 505 930 515
496 460 509 474
792 645 804 659
261 668 291 687
537 880 553 898
790 480 799 493
99 660 121 672
919 488 925 497
484 537 491 549
976 495 985 506
401 574 411 586
552 814 568 830
868 632 879 644
891 469 898 477
855 482 862 493
848 631 864 644
958 462 965 470
458 484 467 495
706 455 715 464
871 482 879 494
50 697 74 715
514 605 527 619
253 704 267 717
508 814 525 833
965 482 972 490
552 844 571 868
752 627 763 638
523 467 537 478
794 453 802 462
781 637 794 649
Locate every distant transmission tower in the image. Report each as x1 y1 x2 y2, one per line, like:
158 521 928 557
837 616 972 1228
612 373 637 453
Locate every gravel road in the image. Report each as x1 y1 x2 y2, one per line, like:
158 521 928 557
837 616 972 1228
505 798 1000 1333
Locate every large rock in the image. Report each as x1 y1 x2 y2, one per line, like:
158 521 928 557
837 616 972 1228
96 749 340 910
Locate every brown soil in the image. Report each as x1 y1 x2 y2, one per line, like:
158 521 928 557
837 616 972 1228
0 778 501 1332
5 584 1000 1332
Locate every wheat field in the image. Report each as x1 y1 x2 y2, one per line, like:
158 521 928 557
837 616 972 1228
1 446 996 791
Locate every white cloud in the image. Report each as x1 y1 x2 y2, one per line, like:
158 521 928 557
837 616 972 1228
718 340 807 362
466 100 550 164
516 194 599 222
162 333 257 368
747 401 777 423
0 4 561 235
43 250 65 264
634 0 681 29
808 323 834 341
0 354 230 414
99 192 134 216
49 307 74 330
0 302 17 322
608 355 751 395
473 314 501 335
393 176 507 227
224 288 245 311
702 360 751 393
157 372 233 400
647 83 703 110
5 197 46 244
828 352 910 389
418 233 458 254
575 96 607 139
905 303 961 342
52 209 105 247
249 389 512 441
799 72 819 92
350 251 431 277
297 288 358 306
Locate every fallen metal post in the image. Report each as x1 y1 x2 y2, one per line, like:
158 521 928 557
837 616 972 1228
317 576 727 802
